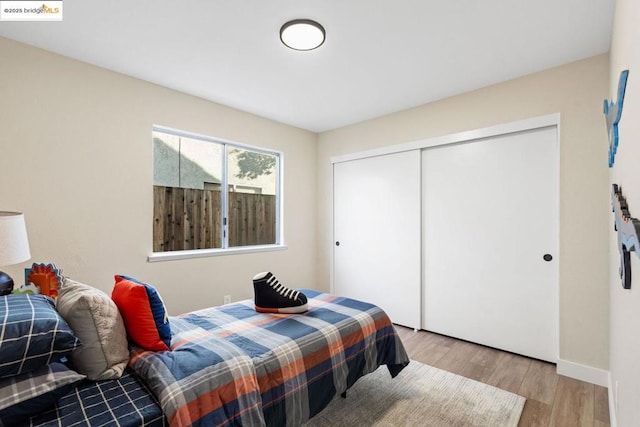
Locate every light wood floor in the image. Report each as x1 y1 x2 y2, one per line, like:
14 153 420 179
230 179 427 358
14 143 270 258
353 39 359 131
395 326 610 427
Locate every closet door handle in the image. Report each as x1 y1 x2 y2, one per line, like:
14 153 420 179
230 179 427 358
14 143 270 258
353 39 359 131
543 254 553 262
335 241 340 246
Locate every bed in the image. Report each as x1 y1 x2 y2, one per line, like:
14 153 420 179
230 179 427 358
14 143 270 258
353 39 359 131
8 288 408 427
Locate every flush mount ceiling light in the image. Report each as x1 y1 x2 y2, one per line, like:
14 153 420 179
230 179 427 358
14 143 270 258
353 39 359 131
280 19 325 51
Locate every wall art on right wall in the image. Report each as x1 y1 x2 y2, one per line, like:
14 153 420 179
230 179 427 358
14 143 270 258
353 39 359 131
612 184 640 289
605 69 629 167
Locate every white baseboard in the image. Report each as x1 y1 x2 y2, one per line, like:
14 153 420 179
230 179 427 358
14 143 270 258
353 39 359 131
608 373 618 427
556 358 609 387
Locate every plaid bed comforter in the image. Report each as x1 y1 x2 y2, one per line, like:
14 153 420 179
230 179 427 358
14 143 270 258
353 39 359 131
129 290 409 427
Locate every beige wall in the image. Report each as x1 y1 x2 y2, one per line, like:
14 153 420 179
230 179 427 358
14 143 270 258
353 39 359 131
317 54 610 370
608 0 640 424
0 37 318 315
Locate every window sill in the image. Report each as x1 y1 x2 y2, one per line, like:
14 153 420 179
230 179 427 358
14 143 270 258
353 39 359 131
147 244 288 263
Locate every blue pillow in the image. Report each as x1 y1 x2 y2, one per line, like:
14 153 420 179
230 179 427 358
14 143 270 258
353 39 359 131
0 294 81 379
0 362 85 425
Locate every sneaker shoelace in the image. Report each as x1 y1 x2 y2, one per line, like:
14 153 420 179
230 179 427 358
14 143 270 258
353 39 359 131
267 275 300 301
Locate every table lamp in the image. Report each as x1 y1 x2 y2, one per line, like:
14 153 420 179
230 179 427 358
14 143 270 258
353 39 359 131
0 212 31 295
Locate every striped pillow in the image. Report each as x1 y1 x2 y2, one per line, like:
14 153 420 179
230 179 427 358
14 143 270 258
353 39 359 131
0 362 85 425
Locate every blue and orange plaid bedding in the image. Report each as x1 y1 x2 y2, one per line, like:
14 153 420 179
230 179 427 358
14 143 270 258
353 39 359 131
129 290 409 427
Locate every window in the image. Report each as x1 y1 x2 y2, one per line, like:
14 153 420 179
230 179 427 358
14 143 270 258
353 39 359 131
152 126 281 256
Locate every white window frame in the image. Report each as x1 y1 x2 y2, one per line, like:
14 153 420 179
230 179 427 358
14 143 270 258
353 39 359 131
148 125 285 262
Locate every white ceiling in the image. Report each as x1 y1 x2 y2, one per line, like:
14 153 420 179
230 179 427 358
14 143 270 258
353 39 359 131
0 0 614 132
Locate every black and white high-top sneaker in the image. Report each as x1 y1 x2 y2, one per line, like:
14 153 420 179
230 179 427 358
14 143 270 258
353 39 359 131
253 272 308 314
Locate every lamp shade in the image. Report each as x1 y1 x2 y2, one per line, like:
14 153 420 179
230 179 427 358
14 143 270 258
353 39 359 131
0 212 31 267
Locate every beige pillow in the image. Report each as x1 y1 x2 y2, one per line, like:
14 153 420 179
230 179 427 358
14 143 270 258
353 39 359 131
56 279 129 380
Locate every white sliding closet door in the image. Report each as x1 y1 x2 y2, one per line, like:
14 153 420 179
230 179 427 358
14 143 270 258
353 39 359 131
334 151 421 329
422 126 558 362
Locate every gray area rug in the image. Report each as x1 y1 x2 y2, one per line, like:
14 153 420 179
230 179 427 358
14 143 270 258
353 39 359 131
304 360 525 427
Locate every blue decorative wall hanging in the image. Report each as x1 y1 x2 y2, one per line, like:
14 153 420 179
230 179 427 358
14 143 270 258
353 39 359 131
604 70 629 167
612 184 640 289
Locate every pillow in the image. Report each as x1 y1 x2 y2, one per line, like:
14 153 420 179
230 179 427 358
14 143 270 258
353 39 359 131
56 279 129 380
0 362 85 425
111 275 171 351
0 294 81 379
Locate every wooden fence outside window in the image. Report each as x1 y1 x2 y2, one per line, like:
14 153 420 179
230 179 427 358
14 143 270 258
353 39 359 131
153 186 276 252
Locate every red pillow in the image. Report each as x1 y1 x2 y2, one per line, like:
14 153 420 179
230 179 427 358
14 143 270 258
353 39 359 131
111 276 171 351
